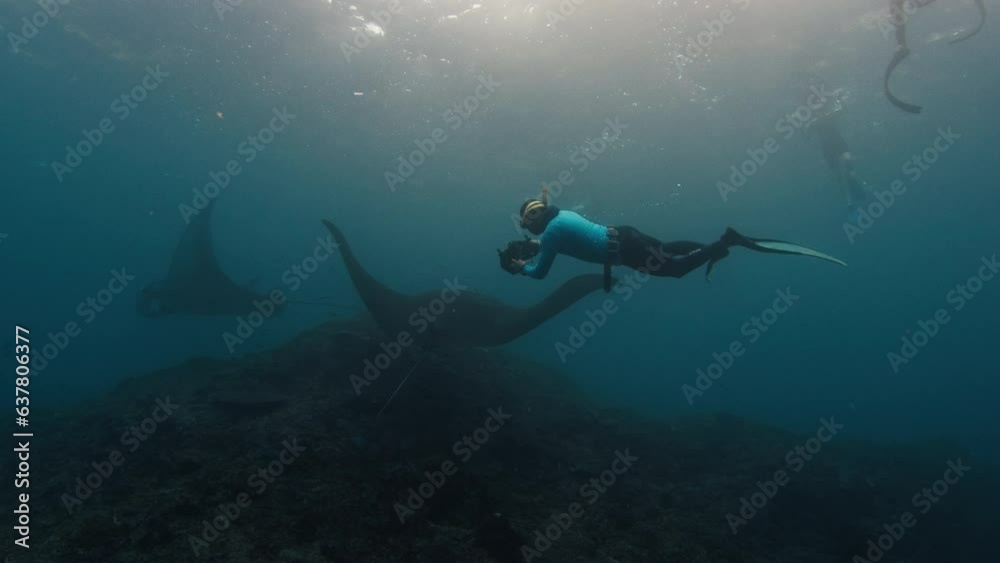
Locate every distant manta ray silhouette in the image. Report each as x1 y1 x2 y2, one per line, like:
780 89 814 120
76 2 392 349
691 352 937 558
321 220 608 348
137 200 284 317
883 0 987 114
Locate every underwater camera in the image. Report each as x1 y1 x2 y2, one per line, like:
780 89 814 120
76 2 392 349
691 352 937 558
498 237 540 274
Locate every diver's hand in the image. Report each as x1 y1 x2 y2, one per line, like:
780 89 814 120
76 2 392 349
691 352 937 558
511 259 527 274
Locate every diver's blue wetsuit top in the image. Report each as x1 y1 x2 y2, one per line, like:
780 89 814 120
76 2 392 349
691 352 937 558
522 210 609 279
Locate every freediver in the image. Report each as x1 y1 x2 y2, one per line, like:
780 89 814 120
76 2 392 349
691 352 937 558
499 187 845 291
805 90 870 213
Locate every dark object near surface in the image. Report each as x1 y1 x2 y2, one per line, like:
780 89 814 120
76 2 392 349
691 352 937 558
883 0 987 114
498 237 540 274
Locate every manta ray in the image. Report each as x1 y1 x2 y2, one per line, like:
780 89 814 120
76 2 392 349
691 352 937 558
883 0 987 114
137 201 283 317
321 220 607 348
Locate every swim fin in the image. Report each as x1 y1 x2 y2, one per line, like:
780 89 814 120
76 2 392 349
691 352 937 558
722 228 847 267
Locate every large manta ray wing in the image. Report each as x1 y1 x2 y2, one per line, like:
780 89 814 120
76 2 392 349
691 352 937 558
163 200 217 288
476 274 609 347
321 220 421 330
162 200 245 294
321 220 606 348
152 200 271 316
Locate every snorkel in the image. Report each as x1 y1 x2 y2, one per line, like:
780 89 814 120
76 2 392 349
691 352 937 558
520 184 558 236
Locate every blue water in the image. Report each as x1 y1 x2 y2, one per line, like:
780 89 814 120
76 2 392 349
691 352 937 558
2 0 998 465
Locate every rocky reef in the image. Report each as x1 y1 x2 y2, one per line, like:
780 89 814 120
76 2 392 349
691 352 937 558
18 317 998 562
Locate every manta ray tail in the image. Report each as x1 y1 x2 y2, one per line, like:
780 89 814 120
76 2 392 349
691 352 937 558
723 228 847 266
